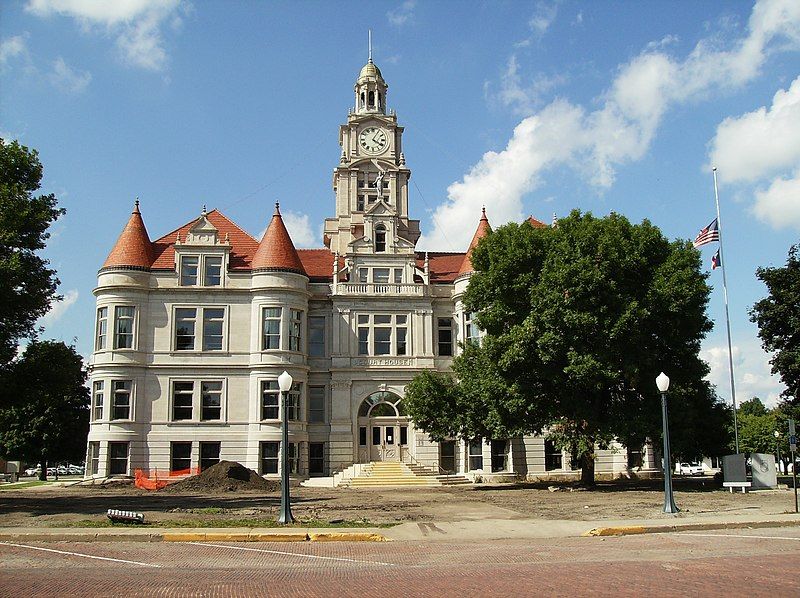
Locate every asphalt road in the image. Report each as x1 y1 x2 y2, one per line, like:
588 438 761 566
2 527 799 597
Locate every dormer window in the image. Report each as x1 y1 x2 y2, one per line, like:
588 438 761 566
375 224 386 252
179 255 224 287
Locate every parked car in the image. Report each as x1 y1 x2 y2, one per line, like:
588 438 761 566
24 467 40 477
677 462 704 476
68 465 84 475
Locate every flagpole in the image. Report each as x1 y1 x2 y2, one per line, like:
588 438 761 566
713 167 740 454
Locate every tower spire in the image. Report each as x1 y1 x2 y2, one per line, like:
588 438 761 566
368 29 372 62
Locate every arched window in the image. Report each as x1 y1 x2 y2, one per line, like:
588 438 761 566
360 92 365 109
358 391 405 417
368 91 375 108
378 92 383 110
375 224 386 252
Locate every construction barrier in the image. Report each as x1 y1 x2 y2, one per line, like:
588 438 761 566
134 467 199 491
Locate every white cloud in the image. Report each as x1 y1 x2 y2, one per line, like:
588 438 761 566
48 56 91 93
420 0 800 250
529 1 558 38
0 34 29 67
26 0 184 71
703 341 785 408
490 54 567 116
40 289 79 327
282 211 318 248
387 1 415 27
753 169 800 229
709 76 800 183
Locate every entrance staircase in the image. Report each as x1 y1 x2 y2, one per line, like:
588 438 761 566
340 461 471 488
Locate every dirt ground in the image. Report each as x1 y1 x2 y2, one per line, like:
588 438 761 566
0 477 796 527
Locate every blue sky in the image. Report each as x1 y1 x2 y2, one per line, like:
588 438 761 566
2 0 799 406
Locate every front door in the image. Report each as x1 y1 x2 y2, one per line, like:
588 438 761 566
370 424 399 461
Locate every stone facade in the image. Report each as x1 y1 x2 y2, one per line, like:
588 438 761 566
86 59 655 481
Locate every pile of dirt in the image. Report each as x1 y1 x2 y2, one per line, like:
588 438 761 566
163 461 279 493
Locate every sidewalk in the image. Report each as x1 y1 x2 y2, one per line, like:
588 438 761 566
1 512 798 543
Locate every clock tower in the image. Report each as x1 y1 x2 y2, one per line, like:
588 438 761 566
323 57 420 257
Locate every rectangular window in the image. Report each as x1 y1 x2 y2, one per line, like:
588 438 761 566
95 307 108 350
92 380 104 421
357 315 369 356
287 383 302 421
175 308 197 350
357 196 365 211
262 307 282 350
400 426 408 446
261 380 279 420
359 426 367 446
87 441 100 476
199 442 220 471
393 268 403 284
171 442 192 473
309 386 325 423
309 443 325 475
261 441 279 474
437 318 453 356
544 439 563 471
202 308 225 351
172 381 194 421
204 256 222 286
289 309 302 352
288 443 299 474
201 381 222 421
108 442 129 475
373 268 390 284
465 311 481 346
358 268 368 283
372 426 381 445
180 256 199 286
491 439 508 473
111 380 131 420
309 316 325 357
114 306 135 349
396 315 407 355
627 446 643 469
357 314 408 356
469 438 483 471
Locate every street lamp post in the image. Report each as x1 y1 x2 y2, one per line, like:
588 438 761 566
277 370 294 525
656 372 679 514
775 430 781 474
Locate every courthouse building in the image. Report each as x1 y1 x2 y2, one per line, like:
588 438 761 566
86 58 654 482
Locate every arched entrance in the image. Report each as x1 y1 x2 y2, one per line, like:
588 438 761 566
357 391 410 462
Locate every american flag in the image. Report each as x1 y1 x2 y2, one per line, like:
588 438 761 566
693 218 720 248
711 249 721 270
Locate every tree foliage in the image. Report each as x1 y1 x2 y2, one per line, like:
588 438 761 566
0 138 64 368
405 210 730 484
751 243 800 405
734 398 777 455
0 341 89 478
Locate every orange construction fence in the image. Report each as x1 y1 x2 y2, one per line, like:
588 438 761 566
134 467 200 491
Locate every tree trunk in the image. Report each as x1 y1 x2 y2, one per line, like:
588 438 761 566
580 449 595 487
38 455 47 481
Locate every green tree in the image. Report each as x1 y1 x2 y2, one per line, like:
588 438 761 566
406 210 729 484
0 139 64 370
0 341 89 479
735 398 777 455
751 243 800 405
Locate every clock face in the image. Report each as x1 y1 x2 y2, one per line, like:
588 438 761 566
359 127 388 153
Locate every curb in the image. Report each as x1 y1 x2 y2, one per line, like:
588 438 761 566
583 519 800 537
0 530 390 544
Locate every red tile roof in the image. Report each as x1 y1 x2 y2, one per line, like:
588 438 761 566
151 210 259 271
298 249 343 282
528 216 548 228
101 201 154 270
252 203 306 275
415 252 466 284
457 208 492 276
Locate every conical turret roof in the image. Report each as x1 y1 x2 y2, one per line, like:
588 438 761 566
457 207 492 276
252 203 307 275
101 200 154 270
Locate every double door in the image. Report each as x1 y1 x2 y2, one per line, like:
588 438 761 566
359 419 409 462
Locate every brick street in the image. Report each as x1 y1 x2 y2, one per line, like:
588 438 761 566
2 527 799 597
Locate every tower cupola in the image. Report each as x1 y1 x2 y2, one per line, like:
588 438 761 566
354 34 387 114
